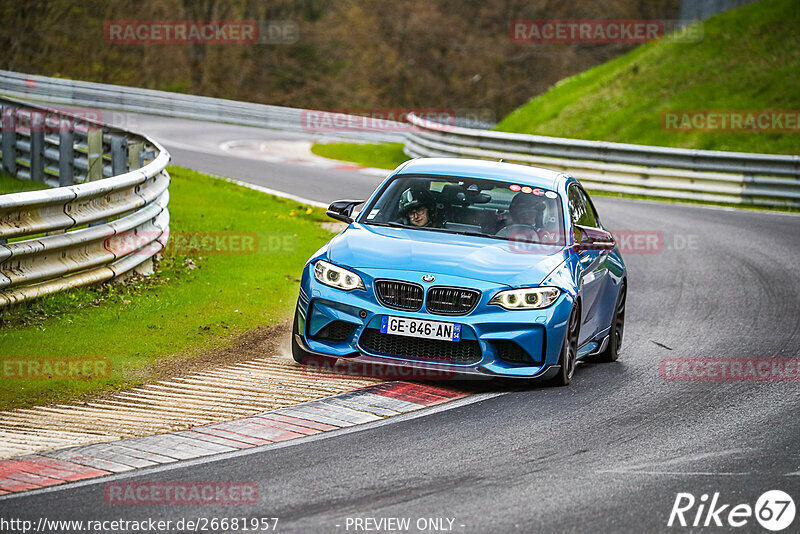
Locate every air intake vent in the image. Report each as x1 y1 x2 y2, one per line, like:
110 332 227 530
312 321 355 342
360 329 481 364
494 340 535 364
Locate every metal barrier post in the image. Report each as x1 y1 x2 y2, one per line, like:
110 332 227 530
111 134 127 175
2 106 17 176
30 112 45 182
127 141 143 170
87 127 103 181
59 119 74 187
139 148 156 168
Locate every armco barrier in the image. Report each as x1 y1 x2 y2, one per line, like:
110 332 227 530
0 97 170 308
0 70 404 143
4 70 797 207
3 68 796 215
404 113 800 208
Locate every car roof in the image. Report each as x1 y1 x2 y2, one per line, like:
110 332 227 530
395 158 566 190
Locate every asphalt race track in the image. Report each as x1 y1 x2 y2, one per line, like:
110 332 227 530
3 115 799 533
118 113 388 203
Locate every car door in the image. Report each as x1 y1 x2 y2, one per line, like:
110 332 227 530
568 184 608 343
580 188 619 338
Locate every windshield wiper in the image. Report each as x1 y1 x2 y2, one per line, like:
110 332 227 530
458 230 497 238
439 228 500 239
365 222 500 240
364 221 407 229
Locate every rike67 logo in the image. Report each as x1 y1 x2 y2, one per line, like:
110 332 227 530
668 490 795 531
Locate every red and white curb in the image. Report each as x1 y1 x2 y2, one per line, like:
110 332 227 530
0 382 468 496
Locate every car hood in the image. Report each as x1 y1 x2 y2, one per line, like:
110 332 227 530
328 224 569 286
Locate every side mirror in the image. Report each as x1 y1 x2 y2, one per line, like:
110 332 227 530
575 224 615 252
326 199 365 224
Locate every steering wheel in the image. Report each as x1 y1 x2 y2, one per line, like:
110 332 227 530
537 229 559 243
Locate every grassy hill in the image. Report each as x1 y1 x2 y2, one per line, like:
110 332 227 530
495 0 799 155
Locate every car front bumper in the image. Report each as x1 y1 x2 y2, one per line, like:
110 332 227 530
295 264 573 379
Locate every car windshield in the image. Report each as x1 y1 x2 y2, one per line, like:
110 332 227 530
358 175 566 246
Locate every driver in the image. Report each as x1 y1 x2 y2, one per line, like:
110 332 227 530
496 192 547 238
398 188 441 227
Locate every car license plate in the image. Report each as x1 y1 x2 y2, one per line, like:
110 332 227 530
380 316 461 342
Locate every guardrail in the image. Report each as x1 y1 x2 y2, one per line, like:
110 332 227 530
0 70 405 144
5 68 797 209
0 97 170 308
404 113 800 208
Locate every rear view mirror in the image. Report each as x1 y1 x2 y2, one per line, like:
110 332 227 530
471 192 492 204
326 199 365 223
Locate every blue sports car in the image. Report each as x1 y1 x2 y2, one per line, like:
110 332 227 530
292 158 626 386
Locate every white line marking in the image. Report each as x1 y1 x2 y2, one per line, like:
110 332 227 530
211 175 328 208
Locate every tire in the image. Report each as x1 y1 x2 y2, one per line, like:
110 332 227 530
591 283 626 363
291 310 314 364
547 304 580 387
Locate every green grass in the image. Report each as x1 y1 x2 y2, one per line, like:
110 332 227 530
495 0 800 155
0 172 50 194
0 166 334 411
311 142 410 170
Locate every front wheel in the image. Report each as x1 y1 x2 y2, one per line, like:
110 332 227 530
547 304 580 387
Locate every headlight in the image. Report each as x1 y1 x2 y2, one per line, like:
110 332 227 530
314 260 365 291
489 287 561 310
